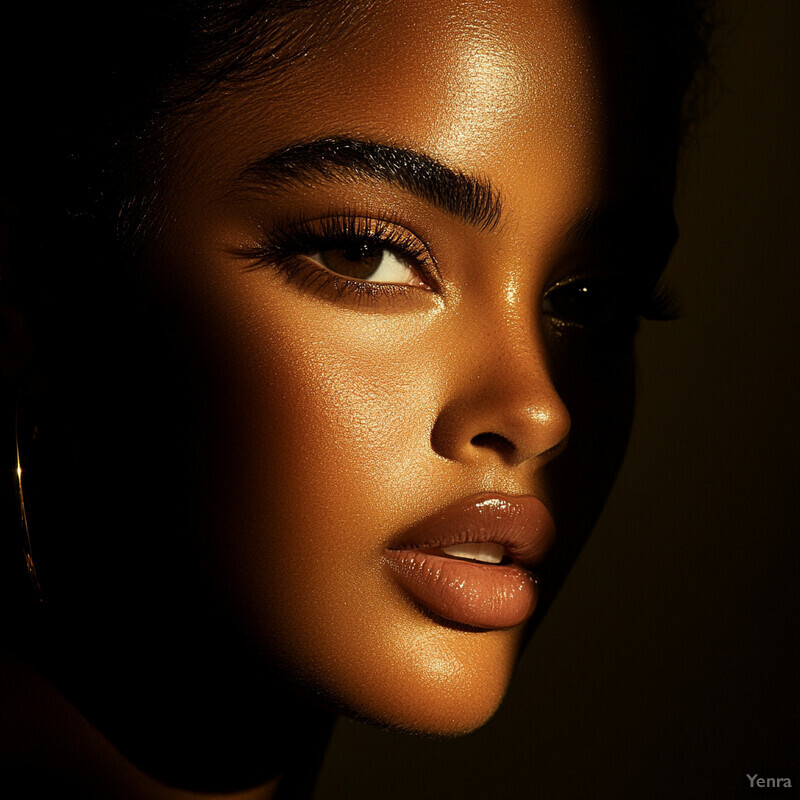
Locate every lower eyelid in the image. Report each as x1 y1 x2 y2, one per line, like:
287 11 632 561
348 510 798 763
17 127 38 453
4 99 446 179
307 248 433 289
234 212 445 301
265 252 421 305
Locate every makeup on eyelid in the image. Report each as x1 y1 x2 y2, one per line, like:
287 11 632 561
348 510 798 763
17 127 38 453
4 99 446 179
120 0 666 741
233 206 675 329
2 1 701 794
236 213 437 298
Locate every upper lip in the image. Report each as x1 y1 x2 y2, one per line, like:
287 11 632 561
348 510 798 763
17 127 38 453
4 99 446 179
386 492 556 570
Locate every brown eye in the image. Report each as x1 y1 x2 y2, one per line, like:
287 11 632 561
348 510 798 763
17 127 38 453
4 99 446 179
543 278 636 331
317 240 385 279
309 239 428 287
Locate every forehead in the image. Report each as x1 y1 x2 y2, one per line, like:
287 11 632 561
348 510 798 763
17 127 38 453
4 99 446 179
285 0 603 148
171 0 610 223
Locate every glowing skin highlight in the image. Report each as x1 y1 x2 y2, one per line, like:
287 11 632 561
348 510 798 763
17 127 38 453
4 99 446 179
12 4 678 796
136 0 653 735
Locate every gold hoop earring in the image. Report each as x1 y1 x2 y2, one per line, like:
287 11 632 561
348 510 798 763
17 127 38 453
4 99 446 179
15 399 44 603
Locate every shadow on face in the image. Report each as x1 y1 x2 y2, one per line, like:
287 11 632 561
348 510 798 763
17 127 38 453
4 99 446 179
0 0 696 791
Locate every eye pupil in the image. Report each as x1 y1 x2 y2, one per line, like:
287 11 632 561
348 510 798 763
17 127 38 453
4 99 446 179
321 240 384 278
346 241 380 261
544 279 634 331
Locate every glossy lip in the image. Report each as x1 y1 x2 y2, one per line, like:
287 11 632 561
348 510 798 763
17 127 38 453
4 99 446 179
383 493 556 630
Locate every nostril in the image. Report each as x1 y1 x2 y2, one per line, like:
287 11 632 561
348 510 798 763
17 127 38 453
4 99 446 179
470 431 515 457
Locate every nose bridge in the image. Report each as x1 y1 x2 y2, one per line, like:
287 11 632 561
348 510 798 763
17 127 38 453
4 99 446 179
431 297 571 468
475 302 561 422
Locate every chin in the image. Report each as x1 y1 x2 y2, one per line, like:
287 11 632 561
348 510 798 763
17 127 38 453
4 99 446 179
288 618 522 737
353 668 511 737
355 702 505 738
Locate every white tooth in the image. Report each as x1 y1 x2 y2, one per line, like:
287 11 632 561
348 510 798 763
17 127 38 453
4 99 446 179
441 542 504 564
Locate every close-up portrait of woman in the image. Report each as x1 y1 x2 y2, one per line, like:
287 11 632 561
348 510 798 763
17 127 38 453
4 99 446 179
1 1 797 798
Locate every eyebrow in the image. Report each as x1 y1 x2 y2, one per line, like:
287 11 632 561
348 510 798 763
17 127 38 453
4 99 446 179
236 137 503 231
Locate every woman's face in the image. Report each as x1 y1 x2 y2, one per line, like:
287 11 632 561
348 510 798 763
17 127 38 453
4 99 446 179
38 0 672 737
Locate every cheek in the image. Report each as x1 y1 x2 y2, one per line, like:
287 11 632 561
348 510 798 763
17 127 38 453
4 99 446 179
215 298 440 533
175 275 517 731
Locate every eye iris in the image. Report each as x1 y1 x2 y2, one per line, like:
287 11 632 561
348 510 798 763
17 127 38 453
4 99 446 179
568 284 602 320
544 282 627 327
320 240 384 279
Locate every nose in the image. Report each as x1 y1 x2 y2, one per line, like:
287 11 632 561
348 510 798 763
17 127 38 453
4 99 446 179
430 321 571 469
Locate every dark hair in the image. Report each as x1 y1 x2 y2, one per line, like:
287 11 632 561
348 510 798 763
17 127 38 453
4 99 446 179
2 3 372 245
0 3 715 607
2 1 714 244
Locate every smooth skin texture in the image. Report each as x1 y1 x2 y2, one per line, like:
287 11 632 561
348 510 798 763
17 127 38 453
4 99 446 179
146 0 626 731
5 0 675 796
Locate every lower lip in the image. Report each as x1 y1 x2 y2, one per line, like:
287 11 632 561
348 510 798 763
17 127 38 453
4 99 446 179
383 550 538 629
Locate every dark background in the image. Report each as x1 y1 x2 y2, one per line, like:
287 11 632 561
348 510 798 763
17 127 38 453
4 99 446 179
316 1 800 797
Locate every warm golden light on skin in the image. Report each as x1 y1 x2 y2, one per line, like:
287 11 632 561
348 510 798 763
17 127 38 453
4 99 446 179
138 0 627 736
1 0 695 796
11 14 655 800
504 279 522 310
421 0 603 175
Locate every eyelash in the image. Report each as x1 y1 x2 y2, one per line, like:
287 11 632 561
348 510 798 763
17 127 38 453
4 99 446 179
640 282 680 321
237 213 679 329
542 272 680 335
238 213 437 302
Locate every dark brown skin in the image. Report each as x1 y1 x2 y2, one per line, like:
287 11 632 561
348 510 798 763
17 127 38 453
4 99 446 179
1 1 675 797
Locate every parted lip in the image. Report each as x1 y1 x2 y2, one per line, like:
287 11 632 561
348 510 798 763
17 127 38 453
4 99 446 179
386 492 556 570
